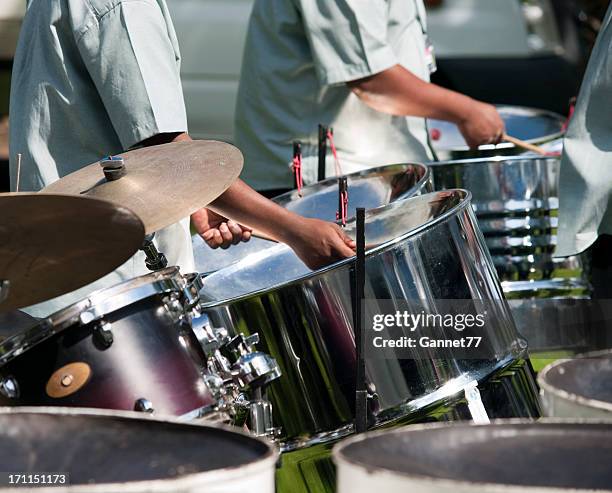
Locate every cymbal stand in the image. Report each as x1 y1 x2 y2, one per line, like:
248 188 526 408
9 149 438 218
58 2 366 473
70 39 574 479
141 234 168 271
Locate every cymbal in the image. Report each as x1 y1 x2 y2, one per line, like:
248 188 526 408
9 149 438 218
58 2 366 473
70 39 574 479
42 141 243 234
0 193 145 312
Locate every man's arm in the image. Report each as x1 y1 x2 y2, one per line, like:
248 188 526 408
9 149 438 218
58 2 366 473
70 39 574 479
347 65 505 148
137 132 356 269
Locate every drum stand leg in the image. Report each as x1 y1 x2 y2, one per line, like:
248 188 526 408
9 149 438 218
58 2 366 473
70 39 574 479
0 280 10 304
354 208 368 434
464 381 490 424
141 234 168 271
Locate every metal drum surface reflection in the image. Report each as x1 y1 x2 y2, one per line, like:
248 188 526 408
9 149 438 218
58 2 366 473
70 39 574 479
334 421 612 493
429 106 565 161
192 163 432 275
200 191 532 452
431 156 592 352
0 408 277 493
539 349 612 419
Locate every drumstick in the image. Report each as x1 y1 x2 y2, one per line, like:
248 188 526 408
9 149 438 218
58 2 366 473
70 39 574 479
250 230 279 243
503 133 548 156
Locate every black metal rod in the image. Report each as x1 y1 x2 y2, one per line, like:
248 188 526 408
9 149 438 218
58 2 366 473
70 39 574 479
354 207 367 434
318 124 327 182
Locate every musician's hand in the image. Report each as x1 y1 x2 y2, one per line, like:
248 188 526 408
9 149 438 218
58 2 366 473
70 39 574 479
287 218 356 270
457 100 505 149
191 208 252 249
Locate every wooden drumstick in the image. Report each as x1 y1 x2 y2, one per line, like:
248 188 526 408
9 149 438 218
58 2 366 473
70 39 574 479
503 133 548 156
250 230 279 243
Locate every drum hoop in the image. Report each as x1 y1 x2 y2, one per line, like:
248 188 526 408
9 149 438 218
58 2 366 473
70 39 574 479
0 267 186 366
332 418 612 492
538 350 612 413
0 406 278 491
201 189 473 307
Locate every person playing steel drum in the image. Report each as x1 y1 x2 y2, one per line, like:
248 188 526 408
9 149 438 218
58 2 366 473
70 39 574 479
234 0 506 197
8 0 356 317
556 2 612 297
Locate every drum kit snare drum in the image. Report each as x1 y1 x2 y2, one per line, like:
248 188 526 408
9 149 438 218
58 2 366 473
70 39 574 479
0 106 610 492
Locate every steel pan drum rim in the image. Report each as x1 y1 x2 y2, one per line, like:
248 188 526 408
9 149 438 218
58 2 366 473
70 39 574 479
0 406 278 493
0 267 186 366
271 161 431 203
538 349 612 414
333 418 612 493
429 105 565 153
427 154 560 168
201 189 473 307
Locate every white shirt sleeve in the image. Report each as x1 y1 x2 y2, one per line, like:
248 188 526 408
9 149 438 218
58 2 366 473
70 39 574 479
296 0 399 86
75 0 188 149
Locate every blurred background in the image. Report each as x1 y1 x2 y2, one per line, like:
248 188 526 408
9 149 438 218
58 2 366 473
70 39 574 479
0 0 609 192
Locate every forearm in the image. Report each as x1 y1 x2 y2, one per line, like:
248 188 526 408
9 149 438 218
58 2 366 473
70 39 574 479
207 179 300 243
347 64 476 123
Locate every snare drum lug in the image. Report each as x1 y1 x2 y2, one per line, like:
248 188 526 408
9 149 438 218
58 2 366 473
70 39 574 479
248 399 282 439
0 376 19 399
93 321 113 349
203 373 226 401
244 333 260 350
164 294 186 324
134 398 154 413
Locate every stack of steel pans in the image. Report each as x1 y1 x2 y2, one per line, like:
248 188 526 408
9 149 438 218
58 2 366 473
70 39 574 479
430 154 592 354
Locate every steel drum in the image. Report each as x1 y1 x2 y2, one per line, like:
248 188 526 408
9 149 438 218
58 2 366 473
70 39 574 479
539 350 612 419
0 408 277 493
193 163 432 274
334 421 612 493
429 105 565 161
430 155 592 353
0 268 218 417
199 190 540 490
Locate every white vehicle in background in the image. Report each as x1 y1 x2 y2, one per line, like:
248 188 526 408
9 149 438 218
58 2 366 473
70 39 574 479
167 0 252 142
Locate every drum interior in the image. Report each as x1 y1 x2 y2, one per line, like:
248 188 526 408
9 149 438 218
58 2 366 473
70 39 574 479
0 413 270 484
200 191 465 302
545 356 612 403
276 164 427 221
341 423 612 490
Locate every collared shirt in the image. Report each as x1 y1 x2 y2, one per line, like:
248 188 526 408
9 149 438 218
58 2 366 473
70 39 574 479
556 3 612 256
9 0 194 317
235 0 434 191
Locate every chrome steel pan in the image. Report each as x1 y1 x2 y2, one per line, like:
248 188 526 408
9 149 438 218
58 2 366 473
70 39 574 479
0 407 277 493
334 420 612 493
200 191 526 451
430 156 592 351
192 163 432 274
539 349 612 419
430 155 590 298
429 105 565 161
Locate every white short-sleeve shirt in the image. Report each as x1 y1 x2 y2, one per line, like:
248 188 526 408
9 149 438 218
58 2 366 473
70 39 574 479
9 0 194 316
557 3 612 256
235 0 434 191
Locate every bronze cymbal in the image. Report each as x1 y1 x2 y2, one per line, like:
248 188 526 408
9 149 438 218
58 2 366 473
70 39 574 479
0 193 145 312
42 141 243 234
